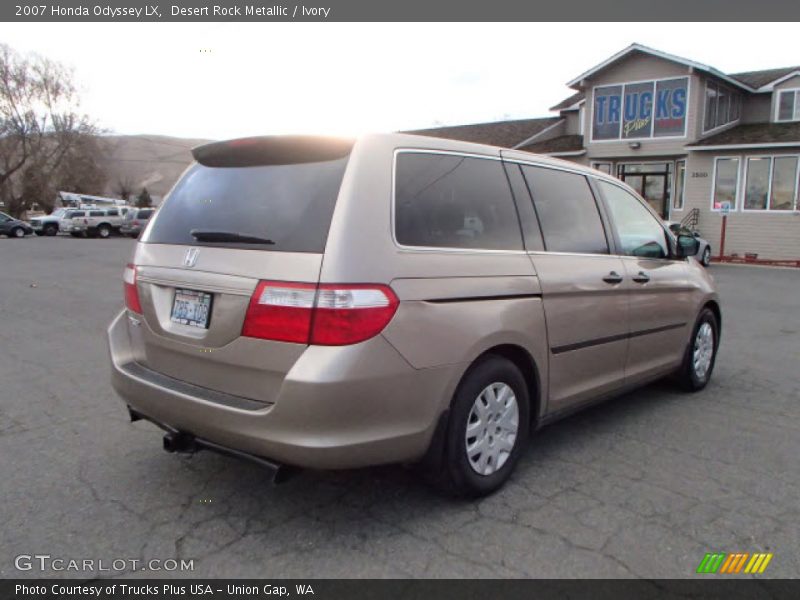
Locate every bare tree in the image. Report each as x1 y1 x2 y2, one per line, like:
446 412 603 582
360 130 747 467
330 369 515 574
0 43 102 217
113 176 136 202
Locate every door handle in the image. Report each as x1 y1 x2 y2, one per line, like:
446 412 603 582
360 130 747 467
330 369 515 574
603 271 624 284
632 271 651 284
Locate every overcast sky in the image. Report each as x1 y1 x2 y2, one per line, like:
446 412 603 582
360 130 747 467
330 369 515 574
1 22 798 140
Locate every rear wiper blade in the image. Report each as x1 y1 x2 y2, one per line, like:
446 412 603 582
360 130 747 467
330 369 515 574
190 229 275 245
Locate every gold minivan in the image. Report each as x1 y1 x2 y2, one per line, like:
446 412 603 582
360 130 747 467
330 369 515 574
107 133 720 496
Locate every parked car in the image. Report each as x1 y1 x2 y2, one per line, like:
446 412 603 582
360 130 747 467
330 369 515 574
108 134 721 497
0 211 34 238
120 207 155 238
667 222 712 267
59 209 88 236
30 208 68 236
69 207 131 238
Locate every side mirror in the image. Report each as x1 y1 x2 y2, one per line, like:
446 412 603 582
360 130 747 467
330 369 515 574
676 234 700 258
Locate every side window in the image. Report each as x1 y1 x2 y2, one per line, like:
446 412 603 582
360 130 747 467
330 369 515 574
106 209 118 217
597 180 669 259
395 153 523 250
89 211 104 217
521 165 609 254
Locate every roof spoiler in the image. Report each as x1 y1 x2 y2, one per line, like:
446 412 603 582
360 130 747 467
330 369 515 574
192 135 355 167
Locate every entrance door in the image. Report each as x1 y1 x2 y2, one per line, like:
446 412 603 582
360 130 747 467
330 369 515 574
618 163 673 219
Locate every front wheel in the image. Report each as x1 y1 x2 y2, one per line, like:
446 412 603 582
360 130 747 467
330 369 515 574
43 224 58 236
12 227 25 238
432 356 530 497
675 308 719 392
97 224 111 239
701 246 711 267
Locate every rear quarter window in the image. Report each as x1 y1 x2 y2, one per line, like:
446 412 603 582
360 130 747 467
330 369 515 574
143 157 350 252
394 152 523 251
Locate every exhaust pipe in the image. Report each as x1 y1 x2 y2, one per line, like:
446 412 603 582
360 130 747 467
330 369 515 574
129 406 296 483
163 431 197 454
161 429 295 483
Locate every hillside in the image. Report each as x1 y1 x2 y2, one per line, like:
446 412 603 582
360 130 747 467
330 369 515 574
97 134 213 199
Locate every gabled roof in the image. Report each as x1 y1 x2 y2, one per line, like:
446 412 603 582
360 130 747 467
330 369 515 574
549 91 585 112
686 122 800 149
405 117 562 148
729 66 800 90
517 135 585 156
566 43 756 93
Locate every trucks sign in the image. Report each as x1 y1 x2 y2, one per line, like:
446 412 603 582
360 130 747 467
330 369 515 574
592 77 688 141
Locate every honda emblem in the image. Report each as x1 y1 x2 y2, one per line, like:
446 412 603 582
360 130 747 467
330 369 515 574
183 247 200 268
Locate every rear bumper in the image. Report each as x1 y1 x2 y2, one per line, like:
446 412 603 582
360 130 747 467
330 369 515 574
107 310 461 469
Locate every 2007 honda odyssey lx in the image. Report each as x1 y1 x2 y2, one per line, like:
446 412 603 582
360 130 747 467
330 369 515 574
108 133 720 496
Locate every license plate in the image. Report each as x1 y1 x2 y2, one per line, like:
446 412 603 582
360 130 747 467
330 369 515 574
170 289 212 328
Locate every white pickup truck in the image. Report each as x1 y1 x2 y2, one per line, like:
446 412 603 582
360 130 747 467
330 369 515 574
67 206 133 238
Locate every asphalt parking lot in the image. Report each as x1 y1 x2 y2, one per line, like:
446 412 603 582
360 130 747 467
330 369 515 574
1 236 798 579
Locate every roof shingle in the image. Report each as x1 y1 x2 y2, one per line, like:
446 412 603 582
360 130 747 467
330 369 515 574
690 122 800 147
405 117 561 148
518 135 585 155
729 66 800 89
550 92 585 112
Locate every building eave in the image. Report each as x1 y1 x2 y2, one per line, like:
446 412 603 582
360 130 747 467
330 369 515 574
686 141 800 151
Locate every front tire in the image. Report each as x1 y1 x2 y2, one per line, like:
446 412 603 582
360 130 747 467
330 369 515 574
12 227 25 238
43 224 58 236
676 308 719 392
434 356 530 497
701 246 711 267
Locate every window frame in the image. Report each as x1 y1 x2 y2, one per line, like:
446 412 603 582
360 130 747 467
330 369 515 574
673 159 687 211
775 88 800 122
710 156 742 213
703 80 742 133
391 148 527 255
592 177 676 261
741 154 800 214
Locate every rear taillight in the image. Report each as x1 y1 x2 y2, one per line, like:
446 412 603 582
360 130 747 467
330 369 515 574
123 263 142 314
242 281 399 346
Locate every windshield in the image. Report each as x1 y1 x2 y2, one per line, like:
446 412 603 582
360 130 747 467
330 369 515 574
143 156 350 252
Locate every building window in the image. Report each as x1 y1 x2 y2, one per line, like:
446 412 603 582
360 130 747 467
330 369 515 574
776 89 800 122
592 77 688 141
592 162 612 174
712 157 740 210
744 157 771 210
674 160 686 211
770 157 799 210
704 81 741 132
740 155 800 212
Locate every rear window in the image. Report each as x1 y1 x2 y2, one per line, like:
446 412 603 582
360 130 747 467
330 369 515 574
394 152 523 251
138 209 154 219
143 157 349 252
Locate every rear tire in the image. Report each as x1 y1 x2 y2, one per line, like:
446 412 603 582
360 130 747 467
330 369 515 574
97 224 111 239
675 308 719 392
12 227 25 238
431 355 530 497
